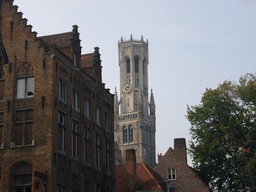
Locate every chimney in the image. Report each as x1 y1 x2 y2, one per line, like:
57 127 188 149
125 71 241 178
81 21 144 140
126 149 136 191
174 138 187 164
158 153 164 163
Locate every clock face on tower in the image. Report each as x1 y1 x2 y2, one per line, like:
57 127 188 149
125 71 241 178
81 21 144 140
124 84 132 94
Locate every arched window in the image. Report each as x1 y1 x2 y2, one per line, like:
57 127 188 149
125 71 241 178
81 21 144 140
123 126 127 144
126 58 130 74
134 56 139 73
143 57 146 75
10 162 32 192
128 125 133 143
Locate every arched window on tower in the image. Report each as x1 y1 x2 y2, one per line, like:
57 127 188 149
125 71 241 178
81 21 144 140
143 58 146 75
134 56 139 73
126 58 130 74
128 125 133 143
123 126 128 144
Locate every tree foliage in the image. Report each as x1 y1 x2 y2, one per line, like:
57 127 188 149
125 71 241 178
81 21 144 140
187 73 256 191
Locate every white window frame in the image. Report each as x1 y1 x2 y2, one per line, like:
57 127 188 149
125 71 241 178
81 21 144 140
59 79 67 103
106 140 111 174
17 77 34 99
96 107 101 126
84 126 91 165
73 90 79 111
58 112 66 154
96 134 100 169
84 98 90 119
105 113 110 132
167 168 176 180
72 119 79 160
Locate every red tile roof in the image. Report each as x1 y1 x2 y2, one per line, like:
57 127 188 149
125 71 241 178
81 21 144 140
115 163 165 192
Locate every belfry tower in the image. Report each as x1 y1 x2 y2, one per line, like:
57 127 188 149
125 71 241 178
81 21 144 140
114 35 156 168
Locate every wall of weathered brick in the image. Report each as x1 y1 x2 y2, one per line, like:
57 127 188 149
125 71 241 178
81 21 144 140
154 139 209 192
0 0 115 191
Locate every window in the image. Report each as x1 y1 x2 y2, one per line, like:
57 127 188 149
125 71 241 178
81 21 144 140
134 56 139 73
96 107 100 126
84 179 91 192
106 140 111 174
59 79 67 103
84 126 90 165
168 168 176 180
14 109 33 146
58 111 66 154
13 174 32 192
128 126 133 143
72 174 79 192
84 98 90 119
73 90 79 111
96 134 100 169
169 187 177 192
11 162 32 192
105 113 110 132
122 126 127 144
135 75 139 88
72 119 79 159
126 58 130 73
57 169 65 192
96 184 101 192
17 77 34 99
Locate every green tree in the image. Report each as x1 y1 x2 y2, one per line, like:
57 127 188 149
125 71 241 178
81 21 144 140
187 73 256 191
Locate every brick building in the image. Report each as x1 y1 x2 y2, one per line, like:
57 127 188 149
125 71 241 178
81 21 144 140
0 0 115 191
115 149 165 192
154 138 210 192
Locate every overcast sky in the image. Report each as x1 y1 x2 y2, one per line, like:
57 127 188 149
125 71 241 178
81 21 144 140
14 0 256 165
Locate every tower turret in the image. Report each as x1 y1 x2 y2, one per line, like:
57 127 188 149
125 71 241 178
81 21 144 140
149 89 155 116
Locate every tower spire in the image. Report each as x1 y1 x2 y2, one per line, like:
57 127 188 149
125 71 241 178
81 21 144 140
114 86 119 115
150 89 155 116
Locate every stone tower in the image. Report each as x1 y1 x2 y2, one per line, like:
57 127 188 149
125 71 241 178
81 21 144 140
114 35 156 168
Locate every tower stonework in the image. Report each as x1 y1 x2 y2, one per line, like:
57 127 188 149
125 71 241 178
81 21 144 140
114 35 156 168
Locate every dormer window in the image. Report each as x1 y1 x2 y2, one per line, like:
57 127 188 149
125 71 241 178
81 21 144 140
167 168 176 180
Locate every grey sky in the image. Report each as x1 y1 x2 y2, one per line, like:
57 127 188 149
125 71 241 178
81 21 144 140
15 0 256 165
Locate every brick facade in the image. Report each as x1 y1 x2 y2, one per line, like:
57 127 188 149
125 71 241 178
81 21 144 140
0 0 115 191
154 139 210 192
